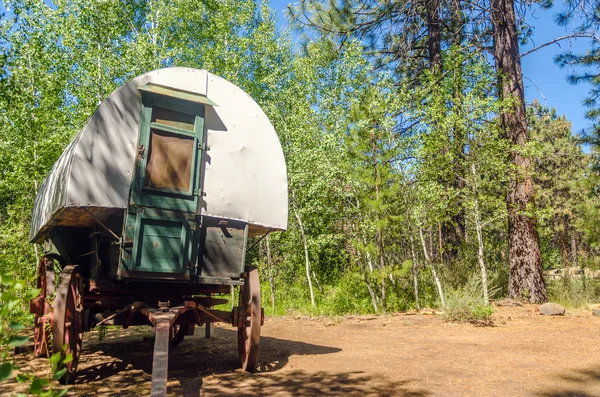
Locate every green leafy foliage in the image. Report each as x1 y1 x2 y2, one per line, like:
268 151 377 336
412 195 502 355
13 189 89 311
0 361 13 381
0 270 68 395
555 1 600 147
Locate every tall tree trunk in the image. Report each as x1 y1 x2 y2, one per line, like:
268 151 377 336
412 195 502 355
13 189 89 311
361 235 380 311
426 0 442 74
364 272 379 313
420 226 446 307
472 163 489 305
571 230 578 266
560 228 569 268
380 277 387 311
451 37 466 252
429 0 467 262
364 241 375 273
371 127 387 310
149 0 160 61
265 235 275 313
491 0 546 303
438 222 444 263
409 233 421 311
292 189 316 308
428 229 434 263
312 271 324 294
97 44 103 106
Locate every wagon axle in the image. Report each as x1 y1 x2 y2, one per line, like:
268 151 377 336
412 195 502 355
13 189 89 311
92 299 262 330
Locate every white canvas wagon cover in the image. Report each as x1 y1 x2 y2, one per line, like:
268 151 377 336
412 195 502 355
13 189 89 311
30 67 288 242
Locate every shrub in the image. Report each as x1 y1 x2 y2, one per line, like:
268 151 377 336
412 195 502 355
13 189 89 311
547 274 600 308
321 272 375 315
443 276 494 325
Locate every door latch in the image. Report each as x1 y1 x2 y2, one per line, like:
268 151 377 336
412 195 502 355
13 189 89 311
137 145 145 159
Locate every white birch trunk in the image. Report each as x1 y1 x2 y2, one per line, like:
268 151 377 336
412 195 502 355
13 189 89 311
420 226 445 307
364 271 379 313
365 249 375 273
265 235 275 313
409 233 420 311
472 163 489 305
97 39 103 106
312 271 324 294
292 189 315 308
361 237 379 311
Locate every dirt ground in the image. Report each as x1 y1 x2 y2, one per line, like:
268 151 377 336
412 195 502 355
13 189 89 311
3 305 600 396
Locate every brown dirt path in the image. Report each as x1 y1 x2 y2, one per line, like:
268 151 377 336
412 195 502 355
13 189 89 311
2 305 600 396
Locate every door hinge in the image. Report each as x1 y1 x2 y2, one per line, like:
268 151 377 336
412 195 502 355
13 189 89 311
194 189 206 197
198 142 210 151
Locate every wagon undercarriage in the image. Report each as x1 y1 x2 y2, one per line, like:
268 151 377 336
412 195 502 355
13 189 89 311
30 255 263 394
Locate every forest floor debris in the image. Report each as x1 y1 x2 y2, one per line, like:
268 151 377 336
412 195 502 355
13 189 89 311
2 305 600 396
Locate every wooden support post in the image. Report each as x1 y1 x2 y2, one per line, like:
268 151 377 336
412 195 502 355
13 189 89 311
150 312 175 397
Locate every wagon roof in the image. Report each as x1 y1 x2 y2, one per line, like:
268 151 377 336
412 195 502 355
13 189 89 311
30 67 288 242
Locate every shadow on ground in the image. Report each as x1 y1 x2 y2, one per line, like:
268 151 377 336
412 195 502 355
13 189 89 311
536 366 600 397
42 326 425 396
198 369 428 397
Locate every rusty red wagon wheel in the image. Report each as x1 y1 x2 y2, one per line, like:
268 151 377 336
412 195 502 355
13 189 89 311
237 266 261 372
52 265 84 383
30 257 55 357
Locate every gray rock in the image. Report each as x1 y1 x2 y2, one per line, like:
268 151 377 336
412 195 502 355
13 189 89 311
539 302 566 316
592 308 600 317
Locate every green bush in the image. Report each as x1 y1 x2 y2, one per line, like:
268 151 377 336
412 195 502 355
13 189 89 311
443 276 494 325
547 275 600 308
321 272 375 315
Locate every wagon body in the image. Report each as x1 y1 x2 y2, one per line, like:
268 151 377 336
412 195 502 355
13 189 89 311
31 67 286 283
28 68 287 389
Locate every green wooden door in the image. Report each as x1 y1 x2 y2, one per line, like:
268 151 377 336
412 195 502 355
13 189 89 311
120 88 207 278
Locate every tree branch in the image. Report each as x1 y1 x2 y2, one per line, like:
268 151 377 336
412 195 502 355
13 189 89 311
520 33 595 58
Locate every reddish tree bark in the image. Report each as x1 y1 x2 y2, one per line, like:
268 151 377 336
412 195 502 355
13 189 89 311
560 226 569 268
491 0 547 303
426 0 442 74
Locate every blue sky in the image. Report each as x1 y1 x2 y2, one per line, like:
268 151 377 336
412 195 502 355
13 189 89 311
269 1 594 136
520 5 592 135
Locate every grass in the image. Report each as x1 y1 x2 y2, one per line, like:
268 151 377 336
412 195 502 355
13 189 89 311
442 277 494 325
546 276 600 309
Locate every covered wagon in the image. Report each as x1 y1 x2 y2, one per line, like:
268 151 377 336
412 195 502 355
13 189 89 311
28 67 288 393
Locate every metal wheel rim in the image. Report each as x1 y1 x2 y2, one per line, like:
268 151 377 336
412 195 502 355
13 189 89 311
237 266 261 371
52 265 83 380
